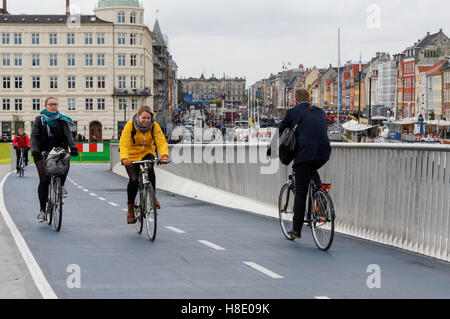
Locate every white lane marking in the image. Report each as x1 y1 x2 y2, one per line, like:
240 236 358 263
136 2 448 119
77 186 82 189
73 183 78 186
82 189 89 192
0 173 57 299
98 197 106 201
108 202 119 207
166 226 186 234
122 209 128 212
315 296 331 299
89 193 97 197
198 240 226 251
243 262 284 279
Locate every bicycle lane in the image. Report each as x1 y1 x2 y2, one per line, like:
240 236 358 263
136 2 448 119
4 163 450 299
3 163 313 299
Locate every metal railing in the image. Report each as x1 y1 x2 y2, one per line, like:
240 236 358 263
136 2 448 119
111 143 450 261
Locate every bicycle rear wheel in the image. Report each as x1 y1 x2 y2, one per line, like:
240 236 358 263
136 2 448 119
145 184 157 242
279 183 295 241
52 177 63 232
311 190 335 251
135 190 144 234
19 156 24 178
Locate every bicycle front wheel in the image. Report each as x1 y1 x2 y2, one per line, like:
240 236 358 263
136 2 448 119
311 190 335 251
145 184 157 242
135 190 144 234
52 177 63 232
279 183 295 241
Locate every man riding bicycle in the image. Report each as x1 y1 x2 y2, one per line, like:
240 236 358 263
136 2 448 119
119 106 169 224
12 128 31 173
275 89 331 239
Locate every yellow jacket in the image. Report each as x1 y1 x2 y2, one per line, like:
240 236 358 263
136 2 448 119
119 120 169 162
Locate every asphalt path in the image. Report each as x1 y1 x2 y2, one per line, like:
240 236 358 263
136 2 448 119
3 163 450 299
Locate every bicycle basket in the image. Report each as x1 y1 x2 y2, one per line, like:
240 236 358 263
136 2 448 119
45 148 70 176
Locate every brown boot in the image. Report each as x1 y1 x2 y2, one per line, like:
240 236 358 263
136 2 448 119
155 199 161 210
127 203 136 224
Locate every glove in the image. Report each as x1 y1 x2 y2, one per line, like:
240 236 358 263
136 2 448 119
266 147 272 157
14 146 17 150
32 152 42 162
160 155 169 165
70 150 79 157
121 158 132 167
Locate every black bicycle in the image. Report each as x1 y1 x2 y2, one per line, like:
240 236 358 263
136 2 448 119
17 148 27 178
43 150 69 232
132 159 162 241
278 172 336 251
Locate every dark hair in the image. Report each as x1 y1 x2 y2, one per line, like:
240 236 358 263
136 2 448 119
45 97 58 106
295 89 310 103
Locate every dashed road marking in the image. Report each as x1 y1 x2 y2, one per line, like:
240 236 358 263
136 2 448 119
166 226 186 234
198 240 226 251
98 197 106 201
89 193 97 197
315 296 331 299
108 202 119 207
243 262 284 279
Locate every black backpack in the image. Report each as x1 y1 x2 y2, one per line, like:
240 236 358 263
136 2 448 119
278 105 314 165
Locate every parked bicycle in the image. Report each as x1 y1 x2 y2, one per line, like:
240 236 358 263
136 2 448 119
43 148 70 232
132 158 166 241
279 172 336 251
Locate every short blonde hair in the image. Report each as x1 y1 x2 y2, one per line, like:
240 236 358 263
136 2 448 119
137 106 155 118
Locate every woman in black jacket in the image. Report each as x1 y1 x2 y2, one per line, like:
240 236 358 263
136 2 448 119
31 97 79 223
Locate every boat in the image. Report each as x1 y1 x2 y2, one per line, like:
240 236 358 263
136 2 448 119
342 120 379 143
384 118 450 144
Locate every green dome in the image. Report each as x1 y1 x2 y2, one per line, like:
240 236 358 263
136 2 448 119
97 0 140 8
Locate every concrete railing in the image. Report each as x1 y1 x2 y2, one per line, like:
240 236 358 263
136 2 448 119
111 143 450 262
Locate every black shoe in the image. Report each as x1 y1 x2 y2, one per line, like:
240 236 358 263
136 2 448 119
287 229 302 239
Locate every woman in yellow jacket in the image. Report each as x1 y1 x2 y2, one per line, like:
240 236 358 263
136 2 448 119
120 106 169 224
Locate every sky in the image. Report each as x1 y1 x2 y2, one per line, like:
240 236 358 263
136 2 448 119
5 0 450 86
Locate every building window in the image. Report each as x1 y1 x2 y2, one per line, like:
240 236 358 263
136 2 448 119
50 76 58 89
118 11 125 24
118 98 126 110
14 99 23 111
85 33 93 45
32 76 40 89
67 33 75 45
118 54 126 66
85 98 94 111
130 34 136 45
130 12 136 24
32 33 40 45
32 54 40 66
130 54 137 66
85 76 94 89
97 33 105 45
15 77 23 89
14 33 22 45
68 98 76 111
3 77 10 89
97 54 105 66
32 99 41 111
49 54 58 67
98 76 106 89
2 33 10 45
118 33 126 45
49 33 58 45
2 99 10 111
97 98 105 111
118 76 126 89
131 98 137 110
14 54 22 67
67 53 76 66
131 76 137 89
85 54 93 66
68 76 76 89
2 54 10 66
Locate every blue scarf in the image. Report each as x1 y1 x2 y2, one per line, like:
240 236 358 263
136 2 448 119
40 109 73 128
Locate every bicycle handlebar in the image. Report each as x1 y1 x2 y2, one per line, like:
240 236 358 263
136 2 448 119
131 159 170 165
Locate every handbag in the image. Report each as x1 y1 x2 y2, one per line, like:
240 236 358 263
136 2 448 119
278 105 314 165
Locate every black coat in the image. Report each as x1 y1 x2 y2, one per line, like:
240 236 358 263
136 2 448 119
279 102 331 167
31 116 77 160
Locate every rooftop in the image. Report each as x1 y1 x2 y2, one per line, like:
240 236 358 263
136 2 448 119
97 0 141 8
0 14 111 24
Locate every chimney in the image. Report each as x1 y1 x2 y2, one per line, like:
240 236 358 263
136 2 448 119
66 0 70 15
2 0 7 14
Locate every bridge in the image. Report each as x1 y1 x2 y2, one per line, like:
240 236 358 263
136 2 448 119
0 143 449 299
